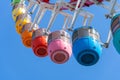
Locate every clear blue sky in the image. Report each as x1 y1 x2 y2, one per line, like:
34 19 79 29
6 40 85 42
0 0 120 80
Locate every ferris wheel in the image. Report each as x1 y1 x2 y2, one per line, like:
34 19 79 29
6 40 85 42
11 0 120 66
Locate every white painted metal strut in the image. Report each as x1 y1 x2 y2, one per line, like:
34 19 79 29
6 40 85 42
28 0 94 32
79 9 94 27
18 0 38 27
29 7 41 31
29 5 47 31
27 0 73 32
98 0 119 48
41 0 73 32
98 0 118 18
36 9 46 24
69 0 87 30
62 14 73 30
46 0 64 32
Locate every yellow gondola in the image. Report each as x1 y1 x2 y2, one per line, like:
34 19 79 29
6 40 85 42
15 14 31 34
12 4 26 21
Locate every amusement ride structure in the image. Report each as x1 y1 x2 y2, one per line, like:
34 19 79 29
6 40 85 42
11 0 120 66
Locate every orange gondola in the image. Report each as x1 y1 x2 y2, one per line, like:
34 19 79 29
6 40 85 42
21 23 33 48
